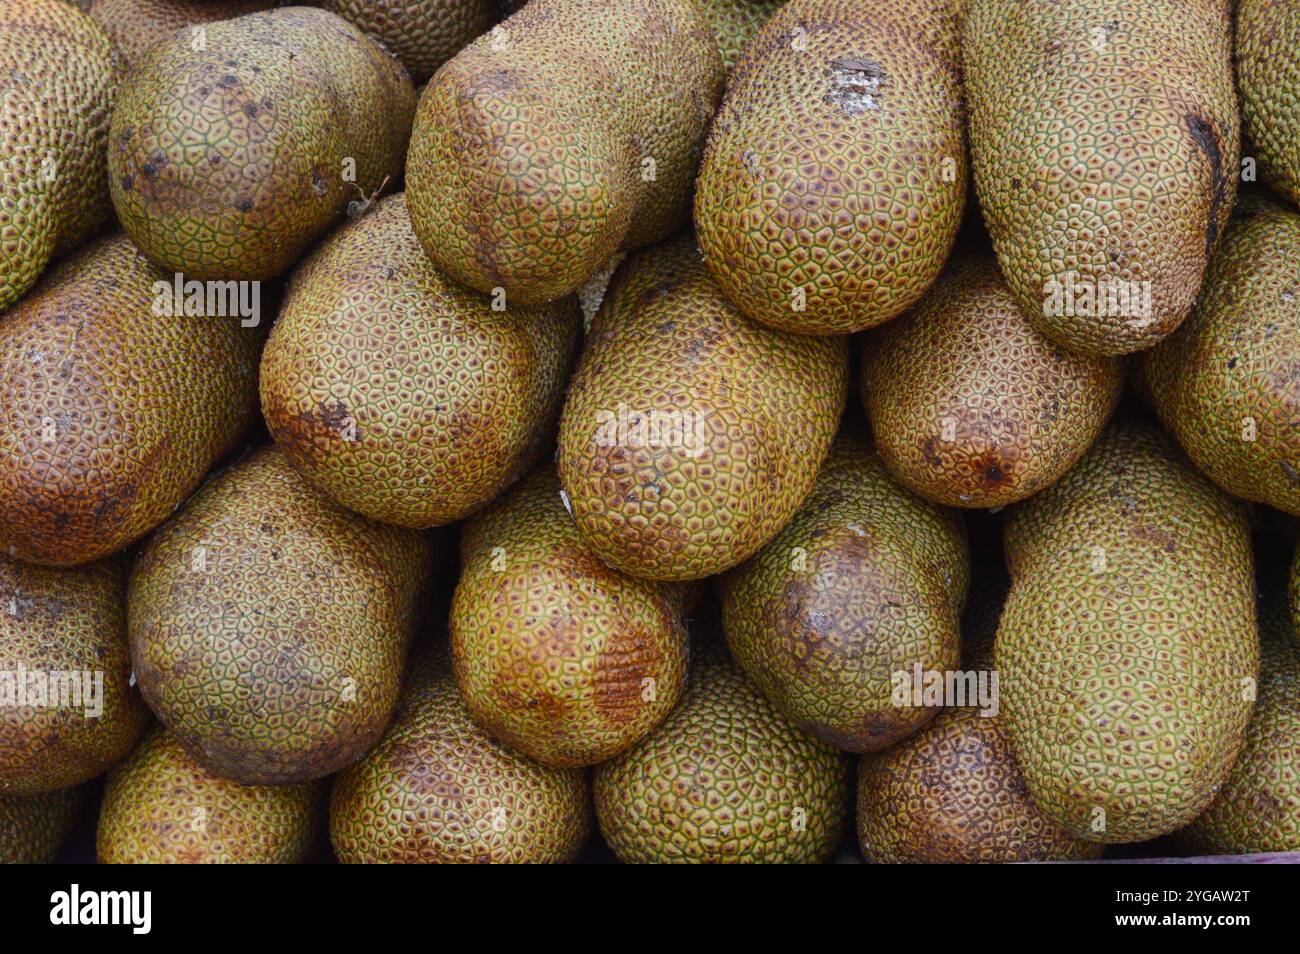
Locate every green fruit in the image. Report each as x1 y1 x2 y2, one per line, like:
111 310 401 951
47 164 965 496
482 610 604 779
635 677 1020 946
964 0 1239 355
330 642 592 863
0 785 84 863
0 0 117 313
108 7 415 281
697 0 783 75
594 646 848 863
861 254 1123 508
996 423 1258 843
98 726 326 863
128 445 435 785
695 0 966 335
320 0 495 83
451 467 688 767
405 0 723 304
0 234 262 566
720 432 969 752
260 194 581 529
558 234 848 582
0 553 148 795
1140 207 1300 515
1237 0 1300 207
88 0 274 68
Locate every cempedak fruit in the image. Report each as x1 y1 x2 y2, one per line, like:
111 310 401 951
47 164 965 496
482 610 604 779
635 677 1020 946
0 785 84 863
319 0 494 83
88 0 273 68
697 0 783 75
1237 0 1300 207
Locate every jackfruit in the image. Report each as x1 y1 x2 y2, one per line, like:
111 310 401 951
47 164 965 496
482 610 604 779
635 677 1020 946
697 0 783 75
1237 0 1300 207
0 785 84 863
319 0 495 83
88 0 273 68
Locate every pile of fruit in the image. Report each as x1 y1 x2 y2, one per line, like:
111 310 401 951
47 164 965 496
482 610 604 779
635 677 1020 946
1 0 1297 864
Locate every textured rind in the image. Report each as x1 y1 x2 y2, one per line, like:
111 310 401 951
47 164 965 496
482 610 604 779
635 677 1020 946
0 554 148 796
405 0 724 304
696 0 966 335
88 0 273 68
964 0 1239 355
697 0 784 74
1237 0 1300 207
720 433 969 752
0 234 262 566
451 467 688 767
1291 545 1299 636
0 0 117 313
594 651 848 863
997 423 1258 843
97 727 325 864
330 643 591 863
557 234 848 581
261 193 581 529
1140 208 1300 515
0 786 83 863
862 255 1123 508
128 446 435 785
108 7 415 281
320 0 495 83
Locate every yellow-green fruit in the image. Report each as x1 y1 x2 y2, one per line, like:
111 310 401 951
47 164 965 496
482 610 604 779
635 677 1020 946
128 445 435 785
720 432 969 752
0 235 262 567
0 0 117 313
260 194 581 529
405 0 723 304
1237 0 1300 207
861 255 1123 508
594 650 848 863
451 467 688 767
997 424 1258 843
0 786 83 863
108 7 415 281
0 554 148 795
1140 207 1300 515
558 235 848 581
98 727 326 863
330 642 591 863
697 0 783 75
964 0 1239 355
319 0 495 83
695 0 966 335
88 0 273 68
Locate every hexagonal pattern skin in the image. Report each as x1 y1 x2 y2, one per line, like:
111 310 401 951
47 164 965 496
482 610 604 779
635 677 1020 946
260 193 581 529
1237 0 1300 207
1140 207 1300 516
720 433 969 752
321 0 495 83
405 0 724 304
997 423 1258 843
128 445 436 786
594 648 848 863
964 0 1239 355
330 643 591 863
451 467 688 767
97 726 325 864
0 553 148 795
0 234 263 566
108 7 415 282
695 0 966 335
558 234 848 582
88 0 274 70
0 0 117 313
698 0 784 75
861 254 1123 508
0 785 83 863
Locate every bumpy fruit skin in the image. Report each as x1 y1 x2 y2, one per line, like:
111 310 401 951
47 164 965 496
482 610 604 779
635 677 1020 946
861 255 1123 508
1140 208 1300 515
88 0 273 68
1237 0 1300 207
0 235 262 566
128 446 435 785
594 650 848 863
964 0 1239 355
0 786 83 863
451 468 688 767
1292 545 1300 636
331 643 591 863
261 194 581 529
721 433 968 752
320 0 494 83
108 7 415 281
997 424 1258 843
558 235 848 581
405 0 723 304
697 0 784 74
695 0 966 335
98 727 325 864
0 0 117 313
0 554 147 795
